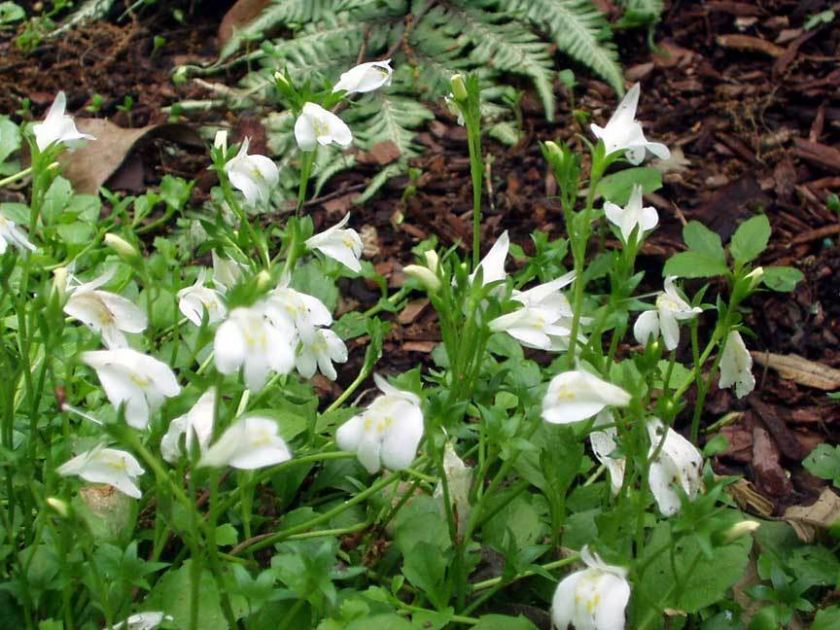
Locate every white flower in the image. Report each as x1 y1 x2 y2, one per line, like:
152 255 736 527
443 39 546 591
333 59 393 94
551 546 631 630
633 277 702 351
590 411 625 496
591 83 670 165
82 349 180 429
511 271 576 313
64 270 148 349
604 184 659 244
470 230 509 285
263 285 332 345
433 443 472 536
32 91 95 151
0 212 36 254
489 272 580 350
224 137 279 206
211 251 244 292
542 370 631 425
305 213 364 272
489 307 573 351
58 445 144 499
177 269 226 327
294 102 353 151
113 612 172 630
199 416 292 470
214 304 295 392
718 330 755 399
336 373 424 474
161 388 216 463
647 419 704 517
295 328 348 381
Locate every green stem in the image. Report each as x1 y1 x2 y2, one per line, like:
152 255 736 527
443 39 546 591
297 150 316 215
0 166 33 188
231 466 409 555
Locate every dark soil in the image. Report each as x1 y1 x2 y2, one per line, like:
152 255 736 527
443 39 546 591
2 0 838 517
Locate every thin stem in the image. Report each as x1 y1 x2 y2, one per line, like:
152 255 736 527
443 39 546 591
231 466 409 555
0 165 33 188
296 150 316 215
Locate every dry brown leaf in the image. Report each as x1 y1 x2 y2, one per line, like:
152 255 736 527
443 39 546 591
218 0 272 49
751 352 840 390
783 487 840 542
726 478 774 517
59 119 202 194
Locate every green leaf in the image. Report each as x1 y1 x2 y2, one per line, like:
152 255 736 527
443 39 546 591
0 2 25 25
596 167 662 205
730 214 770 264
803 444 840 487
473 615 539 630
400 541 450 609
813 606 840 630
41 176 73 224
0 116 21 172
663 251 730 279
145 560 230 629
214 524 238 547
683 221 725 262
636 521 752 615
761 266 804 292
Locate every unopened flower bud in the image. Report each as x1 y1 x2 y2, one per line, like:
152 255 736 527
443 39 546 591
450 74 468 102
544 141 564 162
274 71 290 88
52 266 68 302
171 65 189 85
723 520 760 544
46 497 69 518
255 270 272 292
404 264 440 292
213 130 228 152
423 250 439 275
104 233 140 263
746 267 764 291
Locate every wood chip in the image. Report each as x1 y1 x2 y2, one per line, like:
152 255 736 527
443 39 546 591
751 425 793 498
716 34 785 58
793 138 840 173
397 299 429 325
751 352 840 390
402 341 437 353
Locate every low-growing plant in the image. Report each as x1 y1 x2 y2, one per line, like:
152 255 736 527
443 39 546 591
0 57 824 630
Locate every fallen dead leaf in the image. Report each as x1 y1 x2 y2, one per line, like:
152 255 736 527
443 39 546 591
727 478 774 517
402 341 437 353
59 119 202 195
751 352 840 390
218 0 272 50
784 487 840 542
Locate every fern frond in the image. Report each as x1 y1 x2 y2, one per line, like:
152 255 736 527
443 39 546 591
351 93 435 158
501 0 624 94
220 0 340 60
260 15 373 80
457 8 556 120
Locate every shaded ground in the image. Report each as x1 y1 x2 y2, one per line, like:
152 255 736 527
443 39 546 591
1 0 838 517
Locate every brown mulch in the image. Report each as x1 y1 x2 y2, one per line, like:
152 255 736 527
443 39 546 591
1 0 838 517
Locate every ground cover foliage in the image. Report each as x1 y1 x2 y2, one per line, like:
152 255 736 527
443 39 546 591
1 2 840 630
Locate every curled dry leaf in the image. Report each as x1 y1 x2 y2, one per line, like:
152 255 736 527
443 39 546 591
58 119 203 195
751 351 840 391
783 487 840 542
